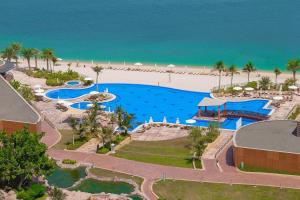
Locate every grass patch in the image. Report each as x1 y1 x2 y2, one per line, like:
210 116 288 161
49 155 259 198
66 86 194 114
62 159 76 165
239 164 300 176
114 137 198 168
53 129 90 150
96 146 110 154
288 105 300 120
89 168 144 190
153 180 300 200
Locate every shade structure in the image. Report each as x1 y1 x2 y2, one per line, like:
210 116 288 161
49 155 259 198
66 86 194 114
273 96 283 101
89 91 99 95
288 85 298 90
244 87 254 91
149 116 153 123
57 58 63 61
34 88 44 93
57 100 72 106
233 86 243 91
162 116 167 123
100 105 106 109
104 88 109 93
186 119 196 124
35 92 44 96
34 84 42 89
197 97 226 107
176 117 180 124
167 64 175 68
134 62 143 66
87 103 93 107
84 77 93 81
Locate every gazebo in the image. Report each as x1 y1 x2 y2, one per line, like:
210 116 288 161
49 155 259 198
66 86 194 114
197 97 227 120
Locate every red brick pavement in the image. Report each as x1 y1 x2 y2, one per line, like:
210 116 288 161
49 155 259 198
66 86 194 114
42 121 300 200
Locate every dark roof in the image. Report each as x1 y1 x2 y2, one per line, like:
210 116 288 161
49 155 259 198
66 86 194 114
0 61 14 74
234 120 300 154
0 75 40 124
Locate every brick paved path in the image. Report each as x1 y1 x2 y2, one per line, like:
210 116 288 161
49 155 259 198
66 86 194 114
41 121 300 200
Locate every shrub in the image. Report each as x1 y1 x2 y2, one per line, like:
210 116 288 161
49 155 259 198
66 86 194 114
96 146 110 154
245 81 257 89
66 136 89 150
49 187 66 200
10 80 21 90
288 106 300 120
17 184 46 200
113 135 126 144
62 159 76 165
282 78 296 91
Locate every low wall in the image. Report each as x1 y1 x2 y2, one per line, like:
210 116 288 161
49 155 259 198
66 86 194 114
0 119 41 134
233 146 300 173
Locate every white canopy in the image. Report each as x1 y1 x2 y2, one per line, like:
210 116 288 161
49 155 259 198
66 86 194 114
288 85 298 90
167 64 175 68
100 105 106 109
57 100 72 106
87 103 93 107
34 88 44 93
57 58 63 61
34 84 42 89
176 117 180 124
149 116 153 123
273 96 283 101
134 62 143 66
233 86 243 91
244 87 254 91
186 119 196 124
89 91 99 95
198 97 226 107
84 77 93 81
35 92 44 96
162 116 167 123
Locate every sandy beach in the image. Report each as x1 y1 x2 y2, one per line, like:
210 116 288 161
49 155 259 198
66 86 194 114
17 59 295 92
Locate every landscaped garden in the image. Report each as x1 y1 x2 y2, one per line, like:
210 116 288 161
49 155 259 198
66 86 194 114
153 180 300 200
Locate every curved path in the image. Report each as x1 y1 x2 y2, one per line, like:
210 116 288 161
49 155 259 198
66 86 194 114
41 121 300 200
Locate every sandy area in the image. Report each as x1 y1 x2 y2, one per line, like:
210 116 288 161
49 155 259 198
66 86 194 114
16 59 294 92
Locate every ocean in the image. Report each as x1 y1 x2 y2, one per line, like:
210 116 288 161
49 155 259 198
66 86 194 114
0 0 299 70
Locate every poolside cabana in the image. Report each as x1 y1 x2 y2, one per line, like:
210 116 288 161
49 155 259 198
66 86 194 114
197 97 226 120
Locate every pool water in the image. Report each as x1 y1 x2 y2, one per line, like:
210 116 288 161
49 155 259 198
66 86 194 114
66 80 81 86
45 83 272 130
47 167 87 188
70 178 134 194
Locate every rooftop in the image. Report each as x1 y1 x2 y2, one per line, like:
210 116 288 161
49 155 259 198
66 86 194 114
0 61 14 74
234 120 300 154
198 97 226 107
0 75 40 124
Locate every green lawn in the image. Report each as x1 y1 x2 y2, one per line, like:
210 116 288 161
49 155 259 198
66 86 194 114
239 164 300 176
53 129 89 150
89 168 144 190
153 180 300 200
113 137 199 168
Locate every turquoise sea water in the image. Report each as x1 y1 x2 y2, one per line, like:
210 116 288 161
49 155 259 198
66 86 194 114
0 0 299 70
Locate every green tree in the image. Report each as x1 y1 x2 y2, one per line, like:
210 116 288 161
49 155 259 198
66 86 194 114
0 129 55 189
115 106 134 135
286 59 300 83
67 62 72 71
32 49 40 69
10 42 22 67
93 65 103 92
259 76 272 90
41 48 54 72
70 117 87 144
1 47 15 62
274 67 281 86
101 126 114 147
243 62 256 83
189 127 205 160
21 48 35 70
228 65 238 87
214 61 226 92
87 102 100 135
49 187 67 200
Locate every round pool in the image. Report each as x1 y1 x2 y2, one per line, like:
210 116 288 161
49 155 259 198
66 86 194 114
66 80 81 86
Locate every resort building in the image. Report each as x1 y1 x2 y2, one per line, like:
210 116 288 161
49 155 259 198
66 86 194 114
233 120 300 173
0 70 41 134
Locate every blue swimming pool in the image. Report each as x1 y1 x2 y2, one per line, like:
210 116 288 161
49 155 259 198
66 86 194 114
66 80 81 86
45 83 272 130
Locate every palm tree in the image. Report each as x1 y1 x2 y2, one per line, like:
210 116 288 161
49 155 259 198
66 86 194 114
10 42 21 67
41 48 54 71
274 67 281 86
92 65 103 92
228 65 238 87
1 47 14 61
243 61 256 83
214 61 226 92
32 49 40 69
21 48 35 70
259 76 271 90
52 56 58 72
286 59 300 83
67 62 72 71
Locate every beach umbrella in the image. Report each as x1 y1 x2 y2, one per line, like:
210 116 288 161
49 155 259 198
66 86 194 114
108 106 111 112
34 84 42 89
163 116 167 124
233 86 242 91
273 96 283 101
105 88 109 93
35 92 44 96
186 119 196 124
57 58 63 61
149 116 153 124
176 118 180 124
134 62 143 66
244 87 254 91
62 101 72 106
100 105 106 109
167 64 175 68
288 85 298 90
34 88 44 93
89 91 99 95
84 77 93 81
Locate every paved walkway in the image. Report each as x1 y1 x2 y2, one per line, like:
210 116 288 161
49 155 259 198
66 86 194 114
41 121 300 200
